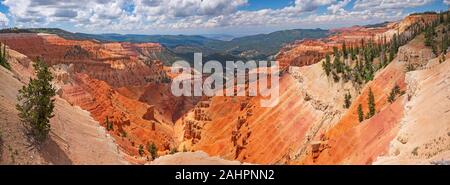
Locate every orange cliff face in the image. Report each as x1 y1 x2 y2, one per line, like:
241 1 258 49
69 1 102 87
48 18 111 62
0 33 188 162
0 33 167 87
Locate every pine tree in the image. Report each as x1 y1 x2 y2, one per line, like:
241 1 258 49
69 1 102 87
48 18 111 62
0 42 11 70
357 104 364 123
367 88 376 118
389 44 395 62
381 49 387 67
392 33 399 53
147 142 158 159
424 25 434 47
388 84 401 103
16 59 56 144
351 46 357 60
105 117 113 131
442 32 448 54
334 54 342 73
322 54 331 76
342 41 348 59
344 92 352 109
138 145 145 156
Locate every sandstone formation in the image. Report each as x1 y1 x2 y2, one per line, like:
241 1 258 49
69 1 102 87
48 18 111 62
0 49 126 164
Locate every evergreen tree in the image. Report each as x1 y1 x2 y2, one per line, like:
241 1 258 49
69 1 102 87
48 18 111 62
342 41 348 59
442 32 448 54
351 46 357 60
138 145 145 156
387 84 401 103
389 44 395 62
16 59 56 144
147 142 158 159
392 33 399 53
334 55 342 73
105 117 113 131
424 25 434 47
322 53 332 76
0 43 10 70
344 92 352 109
381 49 387 67
367 88 376 118
358 104 364 123
363 58 374 82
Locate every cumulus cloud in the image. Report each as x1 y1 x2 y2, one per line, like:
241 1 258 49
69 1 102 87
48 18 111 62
353 0 433 11
0 12 9 27
444 0 450 5
295 0 336 12
327 0 350 14
0 0 441 33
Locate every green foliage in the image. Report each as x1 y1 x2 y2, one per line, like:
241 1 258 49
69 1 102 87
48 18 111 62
351 46 357 60
342 41 348 59
367 88 376 118
424 25 435 47
344 92 352 109
0 43 11 70
333 54 343 73
105 117 113 131
16 59 56 144
147 142 158 159
138 145 145 156
120 130 127 138
170 147 178 154
387 84 401 103
442 32 448 54
331 71 340 82
322 54 332 76
357 104 364 123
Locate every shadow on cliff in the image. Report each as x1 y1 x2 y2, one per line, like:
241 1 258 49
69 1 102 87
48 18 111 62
40 138 73 165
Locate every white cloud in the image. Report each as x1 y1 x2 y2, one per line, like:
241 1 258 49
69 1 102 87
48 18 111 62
0 12 9 27
353 0 433 11
327 0 350 14
295 0 336 11
0 0 441 33
444 0 450 5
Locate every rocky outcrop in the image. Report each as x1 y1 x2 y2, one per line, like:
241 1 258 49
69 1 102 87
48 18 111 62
277 40 333 69
59 73 175 159
374 58 450 164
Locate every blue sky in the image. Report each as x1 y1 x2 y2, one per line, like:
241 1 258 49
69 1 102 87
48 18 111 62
0 0 448 35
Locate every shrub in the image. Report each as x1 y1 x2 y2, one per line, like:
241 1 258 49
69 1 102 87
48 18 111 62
170 148 178 154
387 84 401 103
138 145 145 156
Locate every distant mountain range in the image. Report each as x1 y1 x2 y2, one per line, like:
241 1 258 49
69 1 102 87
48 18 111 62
0 27 329 64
